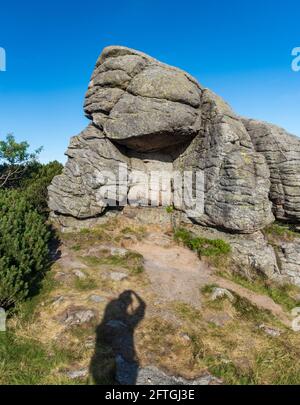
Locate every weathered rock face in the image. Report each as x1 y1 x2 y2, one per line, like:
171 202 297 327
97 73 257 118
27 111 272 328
50 45 300 235
275 239 300 286
242 119 300 222
49 47 273 233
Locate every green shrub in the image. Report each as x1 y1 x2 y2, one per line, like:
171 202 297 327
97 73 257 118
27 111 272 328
174 228 231 257
21 161 63 215
0 190 50 308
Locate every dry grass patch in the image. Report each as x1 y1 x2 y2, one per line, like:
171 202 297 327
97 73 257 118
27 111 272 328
264 222 300 243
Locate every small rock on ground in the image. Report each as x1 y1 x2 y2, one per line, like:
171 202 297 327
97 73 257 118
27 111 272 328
73 269 87 279
88 294 106 303
57 307 97 326
211 287 234 302
66 368 88 379
109 272 128 281
136 366 222 385
259 324 281 337
51 296 65 307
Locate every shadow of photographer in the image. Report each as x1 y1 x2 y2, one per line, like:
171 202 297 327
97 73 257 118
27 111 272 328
89 290 146 384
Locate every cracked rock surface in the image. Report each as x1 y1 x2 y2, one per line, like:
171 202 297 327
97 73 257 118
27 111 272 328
242 118 300 223
48 46 299 234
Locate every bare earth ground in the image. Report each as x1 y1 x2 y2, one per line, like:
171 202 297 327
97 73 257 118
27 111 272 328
129 234 290 325
7 216 300 384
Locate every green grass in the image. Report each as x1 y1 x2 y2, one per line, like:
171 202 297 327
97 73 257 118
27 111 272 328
165 205 174 214
12 271 58 321
81 255 103 267
219 271 300 311
80 228 91 235
0 332 53 384
204 336 300 385
0 331 76 384
174 228 231 269
120 226 146 236
174 228 231 257
206 356 255 385
254 344 300 384
61 225 111 247
81 251 144 276
232 294 272 323
172 302 202 323
74 277 98 291
201 284 219 295
1 266 92 384
264 222 300 242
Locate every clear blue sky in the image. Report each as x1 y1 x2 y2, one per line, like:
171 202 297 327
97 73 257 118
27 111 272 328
0 0 299 163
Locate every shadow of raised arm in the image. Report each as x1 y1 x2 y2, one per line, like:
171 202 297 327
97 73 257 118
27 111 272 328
128 290 146 328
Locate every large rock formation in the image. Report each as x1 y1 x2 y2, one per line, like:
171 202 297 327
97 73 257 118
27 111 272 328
48 46 300 284
49 46 280 232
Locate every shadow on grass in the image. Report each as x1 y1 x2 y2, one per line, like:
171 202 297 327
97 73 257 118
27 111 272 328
89 290 146 385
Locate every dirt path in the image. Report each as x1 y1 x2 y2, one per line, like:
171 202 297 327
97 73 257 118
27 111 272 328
127 233 291 326
130 236 212 307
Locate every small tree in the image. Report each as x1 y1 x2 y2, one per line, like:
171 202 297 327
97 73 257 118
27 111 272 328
0 134 42 188
0 190 50 308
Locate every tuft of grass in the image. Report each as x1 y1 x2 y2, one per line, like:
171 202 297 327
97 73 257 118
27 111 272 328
80 228 91 235
172 302 202 323
81 251 144 276
189 333 205 361
264 222 300 242
232 294 272 323
174 228 231 257
61 225 110 248
125 252 145 275
174 228 231 268
201 284 219 295
206 356 254 385
115 226 146 243
81 256 104 267
165 206 174 214
74 277 97 291
200 283 231 310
